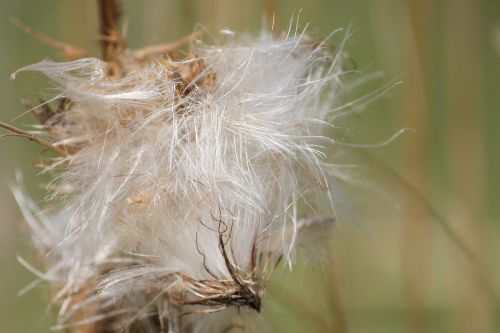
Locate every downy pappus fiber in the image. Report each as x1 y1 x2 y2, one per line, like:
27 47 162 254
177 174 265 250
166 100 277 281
10 24 355 333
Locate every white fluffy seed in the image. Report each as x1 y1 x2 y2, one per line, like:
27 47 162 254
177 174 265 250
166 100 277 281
13 28 349 332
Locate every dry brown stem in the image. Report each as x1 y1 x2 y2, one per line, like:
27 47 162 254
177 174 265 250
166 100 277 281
97 0 124 63
10 17 88 60
133 30 202 61
0 121 68 156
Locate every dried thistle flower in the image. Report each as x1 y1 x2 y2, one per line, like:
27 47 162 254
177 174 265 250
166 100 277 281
6 5 354 332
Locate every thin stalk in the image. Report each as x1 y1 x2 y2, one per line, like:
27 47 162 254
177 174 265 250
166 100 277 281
97 0 123 62
0 121 68 157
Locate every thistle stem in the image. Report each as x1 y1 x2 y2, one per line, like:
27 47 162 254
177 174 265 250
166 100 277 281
97 0 123 62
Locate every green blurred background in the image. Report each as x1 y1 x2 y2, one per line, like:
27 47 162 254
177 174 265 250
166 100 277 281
0 0 499 332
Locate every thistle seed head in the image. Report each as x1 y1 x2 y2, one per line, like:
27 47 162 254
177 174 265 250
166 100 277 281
12 27 346 333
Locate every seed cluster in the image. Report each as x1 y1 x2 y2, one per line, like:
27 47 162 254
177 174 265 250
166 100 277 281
10 27 345 333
